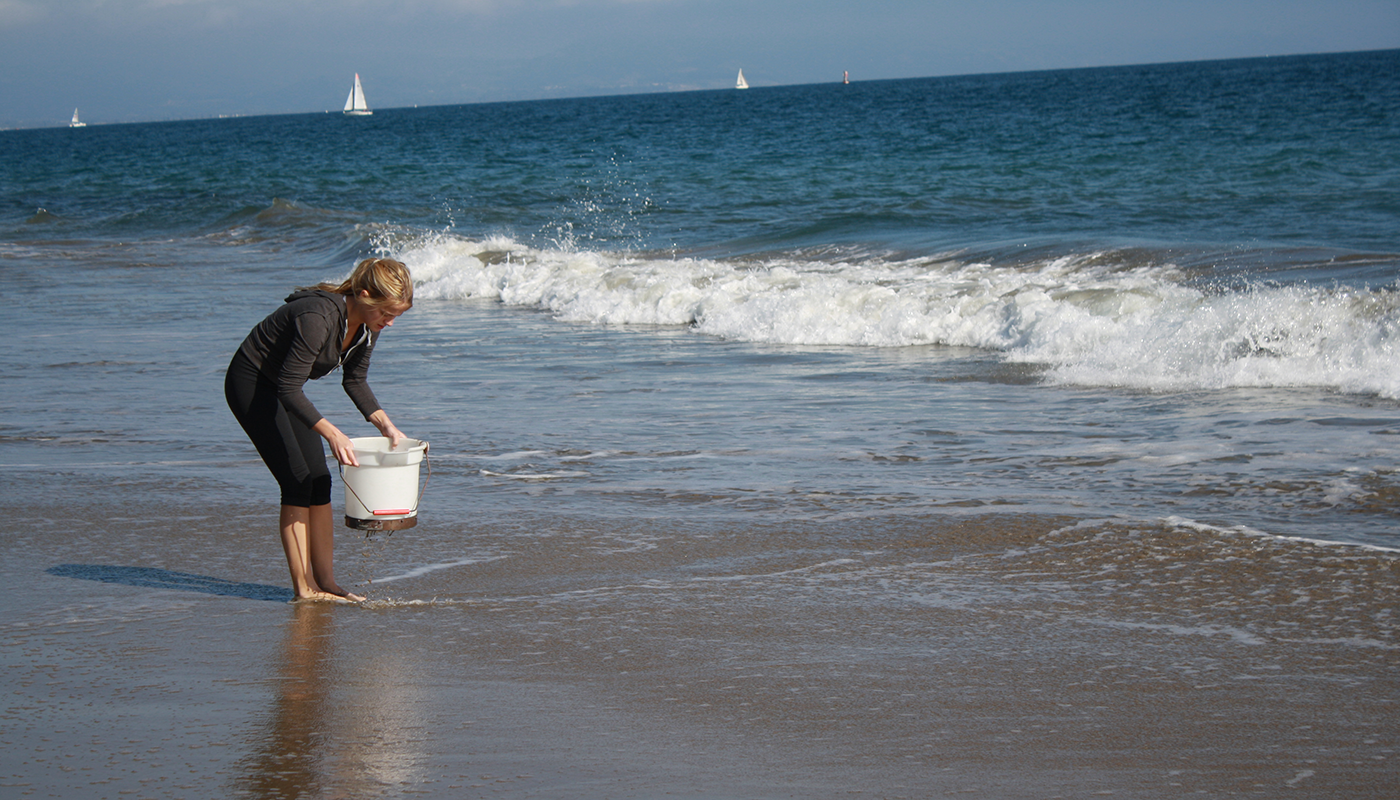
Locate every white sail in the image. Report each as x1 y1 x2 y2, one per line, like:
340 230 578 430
69 108 86 128
343 73 372 115
736 69 749 90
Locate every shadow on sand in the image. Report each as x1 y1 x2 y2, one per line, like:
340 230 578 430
47 564 292 602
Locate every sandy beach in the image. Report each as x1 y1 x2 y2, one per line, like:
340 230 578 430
4 487 1396 800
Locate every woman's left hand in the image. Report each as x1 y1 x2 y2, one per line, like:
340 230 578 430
383 424 406 450
369 410 407 449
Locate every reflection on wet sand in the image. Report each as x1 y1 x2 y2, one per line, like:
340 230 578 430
235 603 336 798
234 604 428 799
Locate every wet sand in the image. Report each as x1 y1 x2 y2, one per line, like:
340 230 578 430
2 492 1397 799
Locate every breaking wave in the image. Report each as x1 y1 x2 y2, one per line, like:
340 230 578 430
391 232 1400 398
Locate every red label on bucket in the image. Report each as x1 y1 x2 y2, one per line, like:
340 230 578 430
372 509 413 516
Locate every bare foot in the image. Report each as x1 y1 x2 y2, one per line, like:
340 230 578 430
321 585 367 603
292 589 364 604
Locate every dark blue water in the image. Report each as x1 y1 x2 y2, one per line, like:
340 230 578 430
6 50 1397 257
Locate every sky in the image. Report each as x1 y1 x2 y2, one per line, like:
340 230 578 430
2 0 1398 128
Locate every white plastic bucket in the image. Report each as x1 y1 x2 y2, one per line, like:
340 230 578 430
341 437 429 531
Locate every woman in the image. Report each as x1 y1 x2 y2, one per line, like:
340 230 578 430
226 258 413 602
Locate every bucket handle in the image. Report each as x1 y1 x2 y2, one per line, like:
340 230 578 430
339 443 431 533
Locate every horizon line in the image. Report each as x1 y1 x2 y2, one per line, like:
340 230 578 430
4 47 1394 132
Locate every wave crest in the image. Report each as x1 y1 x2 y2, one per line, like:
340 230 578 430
391 232 1400 398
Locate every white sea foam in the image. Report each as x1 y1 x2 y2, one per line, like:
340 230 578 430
1160 515 1400 554
1085 619 1269 646
394 233 1400 398
370 556 504 584
479 469 590 481
559 451 617 462
476 450 551 462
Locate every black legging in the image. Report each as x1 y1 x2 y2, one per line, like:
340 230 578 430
225 352 332 507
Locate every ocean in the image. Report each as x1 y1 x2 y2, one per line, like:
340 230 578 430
2 50 1398 798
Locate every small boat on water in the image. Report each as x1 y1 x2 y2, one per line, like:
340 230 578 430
343 73 372 115
69 108 86 128
736 69 749 90
843 70 849 85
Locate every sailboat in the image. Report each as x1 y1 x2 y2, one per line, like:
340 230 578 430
843 70 849 85
735 69 749 90
69 108 86 128
343 73 372 116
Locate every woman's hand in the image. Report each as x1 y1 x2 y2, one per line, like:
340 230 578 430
314 419 360 466
368 410 407 450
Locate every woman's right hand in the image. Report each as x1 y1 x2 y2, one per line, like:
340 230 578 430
315 420 359 467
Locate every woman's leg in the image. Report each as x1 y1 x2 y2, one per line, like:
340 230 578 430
307 503 364 602
279 505 322 600
280 505 365 602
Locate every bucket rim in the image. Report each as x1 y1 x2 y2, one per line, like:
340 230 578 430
348 436 428 454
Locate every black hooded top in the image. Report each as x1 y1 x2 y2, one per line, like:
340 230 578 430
233 289 382 428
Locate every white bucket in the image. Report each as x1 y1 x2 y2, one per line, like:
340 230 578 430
341 437 429 531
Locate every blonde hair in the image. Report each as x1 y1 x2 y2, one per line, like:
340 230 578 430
312 258 413 309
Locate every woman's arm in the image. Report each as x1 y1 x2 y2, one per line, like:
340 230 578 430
275 310 337 429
